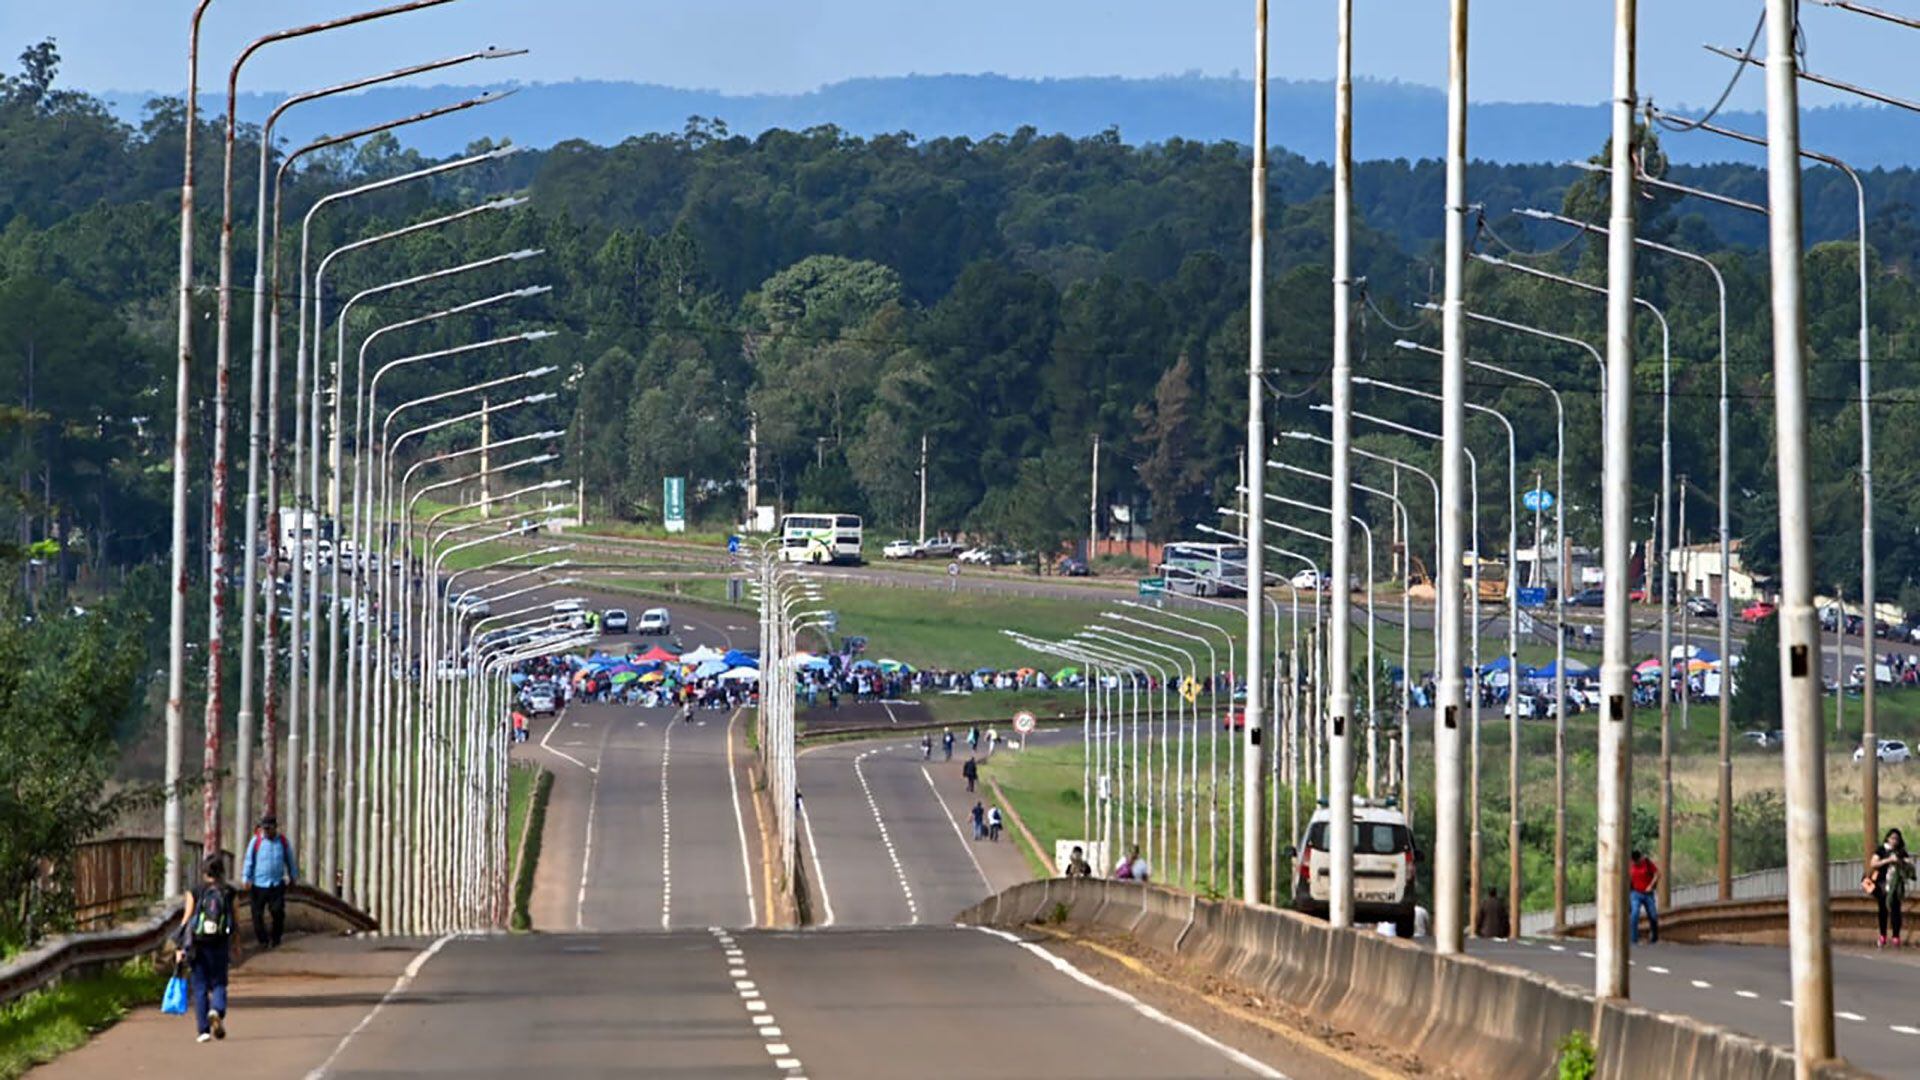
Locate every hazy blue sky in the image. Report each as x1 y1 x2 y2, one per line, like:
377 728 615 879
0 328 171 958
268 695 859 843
0 1 1903 110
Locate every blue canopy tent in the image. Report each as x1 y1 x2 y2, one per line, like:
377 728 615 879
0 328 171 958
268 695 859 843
1531 658 1596 679
693 659 729 679
722 649 758 669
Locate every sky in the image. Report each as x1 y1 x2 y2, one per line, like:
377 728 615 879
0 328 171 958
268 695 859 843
0 1 1907 111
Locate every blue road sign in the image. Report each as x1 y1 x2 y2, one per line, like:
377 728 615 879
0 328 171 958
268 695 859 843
1522 488 1555 512
1518 586 1549 609
727 534 742 554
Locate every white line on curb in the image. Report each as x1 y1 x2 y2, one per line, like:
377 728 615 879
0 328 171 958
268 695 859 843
305 932 458 1079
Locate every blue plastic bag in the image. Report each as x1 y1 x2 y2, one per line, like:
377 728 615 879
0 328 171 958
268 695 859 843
160 974 188 1015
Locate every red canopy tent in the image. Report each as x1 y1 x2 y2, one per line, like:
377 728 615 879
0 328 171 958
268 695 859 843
636 645 680 664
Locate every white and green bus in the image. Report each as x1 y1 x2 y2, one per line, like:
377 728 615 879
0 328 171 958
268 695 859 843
778 513 864 564
1162 541 1248 597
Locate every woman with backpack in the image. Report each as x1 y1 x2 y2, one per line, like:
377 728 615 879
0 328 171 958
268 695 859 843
1868 827 1913 947
179 855 236 1043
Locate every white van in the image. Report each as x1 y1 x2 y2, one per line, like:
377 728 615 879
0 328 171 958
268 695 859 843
1287 798 1420 936
638 607 671 636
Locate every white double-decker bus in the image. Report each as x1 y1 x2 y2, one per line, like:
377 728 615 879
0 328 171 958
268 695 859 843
778 512 864 564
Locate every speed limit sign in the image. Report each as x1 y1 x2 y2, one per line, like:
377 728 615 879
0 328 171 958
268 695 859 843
1013 711 1036 735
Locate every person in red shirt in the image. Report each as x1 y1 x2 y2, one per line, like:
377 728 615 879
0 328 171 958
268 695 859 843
1629 849 1660 944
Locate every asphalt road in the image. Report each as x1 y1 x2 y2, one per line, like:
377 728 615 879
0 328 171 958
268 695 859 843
1472 936 1920 1077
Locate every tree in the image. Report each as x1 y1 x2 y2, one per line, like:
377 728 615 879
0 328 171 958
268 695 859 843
1134 353 1207 540
1731 614 1780 730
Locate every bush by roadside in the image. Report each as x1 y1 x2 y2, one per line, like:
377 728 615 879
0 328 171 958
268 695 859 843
0 958 163 1078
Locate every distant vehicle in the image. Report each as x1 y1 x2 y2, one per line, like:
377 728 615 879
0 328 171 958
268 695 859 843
1291 569 1331 591
779 513 864 565
524 686 557 716
1741 729 1782 750
1223 709 1246 730
1288 799 1419 937
1164 541 1249 598
1628 585 1648 603
958 546 997 565
1740 601 1778 623
1570 587 1606 608
602 608 630 634
1684 596 1718 618
1855 739 1911 765
882 539 919 560
1849 662 1894 687
553 598 588 631
1058 557 1091 577
638 607 671 635
449 592 491 618
916 536 964 559
434 658 469 681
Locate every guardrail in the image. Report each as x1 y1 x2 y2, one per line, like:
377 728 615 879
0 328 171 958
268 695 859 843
1520 857 1867 937
0 884 376 1007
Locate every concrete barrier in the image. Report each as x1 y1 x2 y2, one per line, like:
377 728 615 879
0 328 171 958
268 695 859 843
958 881 1875 1080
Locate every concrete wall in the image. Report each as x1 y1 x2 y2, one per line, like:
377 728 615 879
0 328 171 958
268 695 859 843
960 879 1874 1080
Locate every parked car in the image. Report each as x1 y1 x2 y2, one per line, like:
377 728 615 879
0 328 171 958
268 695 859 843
1684 596 1718 618
882 538 919 560
638 607 671 635
1058 557 1091 577
1291 569 1335 591
602 608 630 634
1740 601 1778 623
1855 739 1912 765
1287 799 1420 937
1628 586 1648 603
917 536 964 559
958 546 997 565
1741 729 1783 750
553 598 588 631
524 686 558 716
1849 662 1895 687
1570 587 1606 608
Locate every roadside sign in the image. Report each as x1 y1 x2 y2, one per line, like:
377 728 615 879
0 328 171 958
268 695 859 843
844 635 868 654
726 534 741 554
1180 677 1202 705
1517 586 1549 609
1138 576 1165 596
1522 488 1555 512
1013 711 1036 735
663 477 687 533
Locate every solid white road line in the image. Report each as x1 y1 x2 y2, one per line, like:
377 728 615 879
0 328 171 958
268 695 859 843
661 718 675 929
575 745 605 930
972 927 1288 1079
798 795 836 927
305 932 458 1079
724 707 759 929
539 704 594 772
922 765 994 893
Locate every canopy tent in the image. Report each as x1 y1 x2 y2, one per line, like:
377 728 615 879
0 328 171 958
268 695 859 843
719 666 760 683
721 649 758 669
1530 658 1595 679
1054 667 1079 682
636 645 680 664
1669 644 1720 663
849 659 880 671
508 671 528 686
877 658 913 674
1478 655 1532 675
693 658 730 679
681 645 726 665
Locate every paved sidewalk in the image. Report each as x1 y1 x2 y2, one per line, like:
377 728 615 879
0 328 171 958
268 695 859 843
34 934 429 1079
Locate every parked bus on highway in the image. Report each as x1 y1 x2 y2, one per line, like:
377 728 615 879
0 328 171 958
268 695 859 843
778 512 864 564
1163 541 1248 597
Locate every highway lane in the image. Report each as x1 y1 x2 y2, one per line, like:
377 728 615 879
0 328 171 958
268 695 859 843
1474 937 1920 1077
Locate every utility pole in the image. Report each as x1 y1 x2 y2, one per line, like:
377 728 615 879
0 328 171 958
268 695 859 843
1763 0 1835 1064
478 397 492 519
1089 433 1100 561
1238 0 1271 907
1595 0 1637 1001
1433 0 1471 956
918 433 929 544
1531 472 1543 588
1324 0 1355 926
746 411 759 530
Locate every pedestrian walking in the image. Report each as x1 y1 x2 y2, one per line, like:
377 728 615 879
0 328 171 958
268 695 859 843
986 726 998 758
179 855 235 1043
962 756 978 793
241 815 296 949
967 724 979 752
1475 886 1510 939
1629 849 1660 944
942 728 954 761
922 732 933 760
1065 845 1093 877
987 806 1003 842
971 801 986 840
1868 827 1912 947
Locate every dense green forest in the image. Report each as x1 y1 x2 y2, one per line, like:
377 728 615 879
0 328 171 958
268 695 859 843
5 38 1920 611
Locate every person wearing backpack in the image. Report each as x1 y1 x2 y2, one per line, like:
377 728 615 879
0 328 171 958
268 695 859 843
180 855 236 1043
241 814 297 949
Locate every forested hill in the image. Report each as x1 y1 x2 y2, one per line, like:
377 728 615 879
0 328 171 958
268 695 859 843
7 38 1920 617
94 73 1917 170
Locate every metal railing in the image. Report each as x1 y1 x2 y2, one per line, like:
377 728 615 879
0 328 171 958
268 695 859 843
1519 857 1867 936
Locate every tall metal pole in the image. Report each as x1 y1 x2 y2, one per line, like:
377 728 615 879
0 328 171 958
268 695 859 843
1595 0 1637 1001
166 0 216 900
1763 0 1836 1064
1089 434 1100 560
1323 0 1353 925
1241 0 1270 907
918 433 929 544
1433 0 1470 957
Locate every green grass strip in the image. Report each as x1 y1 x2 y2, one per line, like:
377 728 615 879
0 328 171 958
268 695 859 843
0 959 165 1078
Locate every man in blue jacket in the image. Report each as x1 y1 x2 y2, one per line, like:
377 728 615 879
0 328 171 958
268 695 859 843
241 814 297 949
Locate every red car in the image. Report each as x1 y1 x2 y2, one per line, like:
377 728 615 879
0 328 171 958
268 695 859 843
1628 586 1648 603
1741 601 1778 623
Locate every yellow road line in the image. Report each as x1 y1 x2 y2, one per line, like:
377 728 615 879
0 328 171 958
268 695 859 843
1028 924 1406 1080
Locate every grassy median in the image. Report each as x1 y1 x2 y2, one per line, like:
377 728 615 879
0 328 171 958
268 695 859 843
508 763 554 931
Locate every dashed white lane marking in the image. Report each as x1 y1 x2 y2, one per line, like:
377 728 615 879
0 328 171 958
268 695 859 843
1690 979 1712 989
661 719 675 929
725 707 760 929
1736 990 1759 999
1577 950 1594 959
305 932 459 1079
767 1043 792 1055
853 747 917 923
971 927 1288 1079
798 794 836 927
921 765 994 893
1839 1011 1867 1022
747 1000 769 1013
1892 1024 1920 1036
1780 999 1795 1008
1648 965 1669 974
1547 944 1566 953
707 928 804 1077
